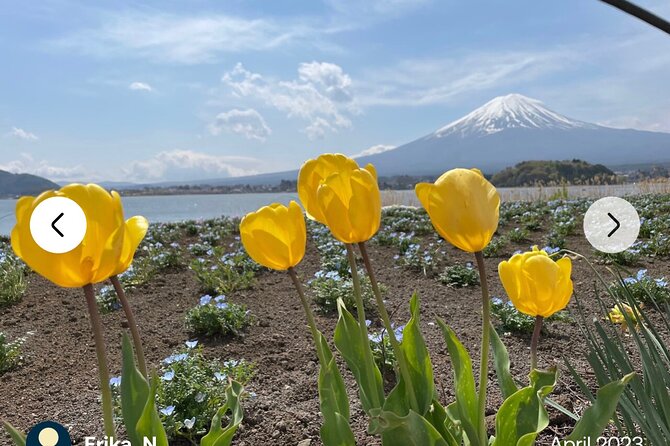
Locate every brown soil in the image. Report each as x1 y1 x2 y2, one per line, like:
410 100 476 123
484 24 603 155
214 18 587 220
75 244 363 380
0 224 666 445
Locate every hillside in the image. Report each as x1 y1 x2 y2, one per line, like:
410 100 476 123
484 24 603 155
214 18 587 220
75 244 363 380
0 170 59 198
490 159 618 187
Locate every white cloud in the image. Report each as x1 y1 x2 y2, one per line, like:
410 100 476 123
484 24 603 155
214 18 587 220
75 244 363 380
123 150 261 183
129 81 153 92
208 108 271 141
7 127 39 141
598 115 670 133
221 62 355 139
357 50 573 107
353 144 396 158
0 153 87 182
52 12 315 64
298 61 353 102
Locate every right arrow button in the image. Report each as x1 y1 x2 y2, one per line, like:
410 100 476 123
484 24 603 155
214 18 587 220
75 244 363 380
584 197 640 254
607 212 620 238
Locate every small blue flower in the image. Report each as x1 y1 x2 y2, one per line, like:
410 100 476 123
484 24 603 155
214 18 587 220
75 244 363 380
224 359 240 368
163 353 188 364
393 324 405 343
365 320 372 327
636 269 648 281
184 417 196 430
200 295 213 306
491 297 503 306
109 376 121 387
161 370 175 381
368 333 382 344
216 302 229 310
214 372 227 381
214 295 226 303
160 406 175 416
185 340 198 349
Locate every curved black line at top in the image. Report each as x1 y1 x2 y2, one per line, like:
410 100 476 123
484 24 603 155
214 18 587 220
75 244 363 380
51 212 65 237
599 0 670 35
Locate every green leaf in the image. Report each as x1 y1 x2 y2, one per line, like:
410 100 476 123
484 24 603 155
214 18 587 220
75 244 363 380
120 334 151 446
438 320 480 446
316 330 351 420
444 402 464 445
316 330 355 446
334 298 384 414
200 381 245 446
370 409 450 446
401 293 436 414
423 400 460 446
564 373 635 443
135 374 169 446
492 367 557 446
1 421 25 446
489 324 518 399
320 410 356 446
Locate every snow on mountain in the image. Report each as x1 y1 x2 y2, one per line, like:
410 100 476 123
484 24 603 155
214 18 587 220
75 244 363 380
432 94 597 138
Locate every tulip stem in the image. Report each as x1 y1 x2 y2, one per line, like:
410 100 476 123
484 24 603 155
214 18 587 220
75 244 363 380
359 241 420 413
288 267 327 366
110 275 148 379
83 284 116 439
474 251 490 443
530 316 544 371
345 243 383 409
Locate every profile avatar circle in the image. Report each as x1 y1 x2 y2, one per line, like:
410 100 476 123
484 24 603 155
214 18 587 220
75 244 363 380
26 421 71 446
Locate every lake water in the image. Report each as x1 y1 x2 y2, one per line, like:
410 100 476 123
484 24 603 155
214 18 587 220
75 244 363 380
0 193 300 236
1 184 667 235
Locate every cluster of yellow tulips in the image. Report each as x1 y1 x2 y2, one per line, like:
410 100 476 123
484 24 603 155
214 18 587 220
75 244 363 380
241 153 628 446
2 156 628 446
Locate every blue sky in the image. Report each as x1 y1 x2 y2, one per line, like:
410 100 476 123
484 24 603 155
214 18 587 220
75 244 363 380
1 0 669 183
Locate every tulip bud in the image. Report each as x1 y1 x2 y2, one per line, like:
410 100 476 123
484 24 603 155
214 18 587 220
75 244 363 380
240 201 306 270
415 168 499 253
498 246 573 318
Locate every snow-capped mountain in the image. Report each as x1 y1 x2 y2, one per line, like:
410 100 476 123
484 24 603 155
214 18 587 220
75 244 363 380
356 94 670 175
433 94 597 138
154 94 670 187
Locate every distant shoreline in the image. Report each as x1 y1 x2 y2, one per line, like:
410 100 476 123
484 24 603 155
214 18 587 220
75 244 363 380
1 179 669 201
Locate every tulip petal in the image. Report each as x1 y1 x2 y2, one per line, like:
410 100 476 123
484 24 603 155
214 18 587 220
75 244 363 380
298 153 359 224
414 183 432 211
113 216 149 276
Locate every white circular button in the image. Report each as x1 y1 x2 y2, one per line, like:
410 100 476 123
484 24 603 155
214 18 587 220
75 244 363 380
29 197 87 254
583 197 640 253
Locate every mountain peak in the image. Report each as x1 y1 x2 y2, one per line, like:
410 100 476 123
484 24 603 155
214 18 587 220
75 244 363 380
433 93 597 138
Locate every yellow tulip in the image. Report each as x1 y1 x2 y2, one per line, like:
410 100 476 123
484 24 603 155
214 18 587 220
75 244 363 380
11 184 148 288
608 303 641 332
297 153 360 224
498 246 573 318
316 164 381 244
240 201 306 270
415 168 500 253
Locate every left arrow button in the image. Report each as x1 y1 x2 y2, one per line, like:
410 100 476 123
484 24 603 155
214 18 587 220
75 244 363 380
51 212 65 237
29 197 87 254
